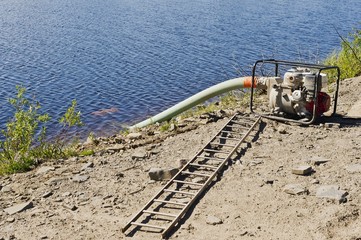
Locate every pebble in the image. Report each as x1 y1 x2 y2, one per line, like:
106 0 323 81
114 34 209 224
148 168 179 181
36 166 55 175
131 150 147 160
6 217 15 223
4 201 34 215
309 157 330 166
277 126 288 134
345 164 361 173
45 177 65 186
63 204 78 211
42 191 53 198
292 165 313 175
178 159 188 169
192 177 205 184
1 185 12 193
72 175 89 183
81 162 94 171
62 192 72 197
316 185 348 203
283 184 308 195
127 132 142 140
206 215 223 225
106 144 125 152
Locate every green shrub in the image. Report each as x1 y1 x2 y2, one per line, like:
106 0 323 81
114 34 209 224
0 86 83 175
324 28 361 81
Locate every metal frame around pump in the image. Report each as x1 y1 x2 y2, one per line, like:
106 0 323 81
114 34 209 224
249 59 341 125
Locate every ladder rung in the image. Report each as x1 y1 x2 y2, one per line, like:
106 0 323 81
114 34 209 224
181 171 212 177
230 120 253 126
235 115 256 120
143 210 177 218
154 199 187 206
189 163 218 170
130 222 165 230
173 180 204 186
211 143 237 148
203 149 229 154
196 156 224 161
226 125 250 130
163 189 196 196
216 136 242 141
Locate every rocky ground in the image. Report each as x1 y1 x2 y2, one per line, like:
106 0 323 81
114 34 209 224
1 77 361 240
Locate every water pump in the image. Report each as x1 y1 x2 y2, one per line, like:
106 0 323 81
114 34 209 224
250 60 340 124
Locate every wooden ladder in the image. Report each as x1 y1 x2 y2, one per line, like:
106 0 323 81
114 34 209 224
122 113 261 239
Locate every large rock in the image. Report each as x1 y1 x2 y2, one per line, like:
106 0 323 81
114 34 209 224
4 201 34 215
316 185 348 203
148 168 179 181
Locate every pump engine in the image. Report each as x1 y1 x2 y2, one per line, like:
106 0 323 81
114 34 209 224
266 67 331 119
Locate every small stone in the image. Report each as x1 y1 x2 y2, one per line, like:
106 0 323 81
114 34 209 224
115 172 125 179
283 184 308 195
148 168 179 181
106 144 125 152
249 159 263 166
206 215 223 225
131 150 147 160
36 166 55 175
178 159 188 169
345 164 361 173
292 165 313 175
6 217 15 223
169 123 176 131
42 191 53 198
309 157 330 166
316 185 348 203
277 126 287 134
127 132 142 140
72 175 89 183
324 123 340 128
311 179 320 184
4 201 34 215
81 162 94 171
192 177 205 184
45 177 65 186
1 185 12 193
62 192 72 197
63 204 78 211
263 179 274 185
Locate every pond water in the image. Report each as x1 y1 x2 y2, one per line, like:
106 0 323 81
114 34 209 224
0 0 360 138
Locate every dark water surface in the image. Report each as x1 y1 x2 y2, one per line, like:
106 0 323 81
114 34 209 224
0 0 360 137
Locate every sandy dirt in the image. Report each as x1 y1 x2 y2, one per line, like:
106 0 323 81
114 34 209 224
1 77 361 240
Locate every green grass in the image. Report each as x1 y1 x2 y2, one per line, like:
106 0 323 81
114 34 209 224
324 28 361 81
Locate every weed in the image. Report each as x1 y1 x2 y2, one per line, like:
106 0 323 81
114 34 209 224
0 87 83 175
324 27 361 81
